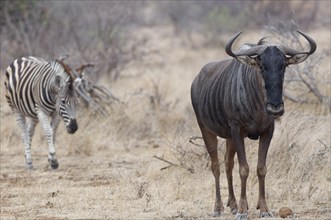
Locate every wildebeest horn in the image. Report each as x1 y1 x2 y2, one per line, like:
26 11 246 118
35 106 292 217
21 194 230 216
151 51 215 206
225 32 267 58
225 32 243 57
257 37 269 45
277 30 317 56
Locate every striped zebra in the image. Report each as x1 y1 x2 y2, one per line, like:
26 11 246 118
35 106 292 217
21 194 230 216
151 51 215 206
4 56 81 170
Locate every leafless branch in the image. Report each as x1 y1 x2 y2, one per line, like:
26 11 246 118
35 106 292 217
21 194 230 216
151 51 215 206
75 79 124 117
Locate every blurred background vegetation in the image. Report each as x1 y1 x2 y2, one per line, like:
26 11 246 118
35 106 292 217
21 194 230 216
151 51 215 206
1 0 329 77
1 0 330 111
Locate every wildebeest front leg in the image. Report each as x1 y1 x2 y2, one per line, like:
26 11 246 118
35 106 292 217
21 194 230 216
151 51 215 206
225 139 238 214
199 125 224 216
257 124 274 218
231 125 249 220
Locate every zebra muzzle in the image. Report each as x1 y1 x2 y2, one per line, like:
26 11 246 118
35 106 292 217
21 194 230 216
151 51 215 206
66 119 78 134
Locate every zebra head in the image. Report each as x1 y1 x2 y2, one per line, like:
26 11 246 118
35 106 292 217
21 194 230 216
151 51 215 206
53 61 79 134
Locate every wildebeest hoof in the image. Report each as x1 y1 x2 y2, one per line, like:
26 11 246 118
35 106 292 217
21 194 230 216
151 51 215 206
208 211 222 217
231 208 238 215
213 211 222 217
230 206 238 215
49 159 59 169
260 212 273 218
236 212 248 220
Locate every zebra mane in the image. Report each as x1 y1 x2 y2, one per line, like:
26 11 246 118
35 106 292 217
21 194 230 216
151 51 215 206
51 60 75 81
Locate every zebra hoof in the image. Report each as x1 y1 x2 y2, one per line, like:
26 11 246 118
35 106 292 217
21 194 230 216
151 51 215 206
26 163 35 170
49 159 59 170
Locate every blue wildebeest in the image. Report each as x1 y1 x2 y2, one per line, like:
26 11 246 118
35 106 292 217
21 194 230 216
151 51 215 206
4 56 85 170
191 31 316 219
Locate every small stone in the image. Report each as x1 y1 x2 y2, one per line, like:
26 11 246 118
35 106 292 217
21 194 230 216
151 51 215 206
279 207 293 218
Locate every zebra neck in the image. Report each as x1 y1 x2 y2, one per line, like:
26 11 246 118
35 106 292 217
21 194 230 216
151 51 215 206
49 60 64 73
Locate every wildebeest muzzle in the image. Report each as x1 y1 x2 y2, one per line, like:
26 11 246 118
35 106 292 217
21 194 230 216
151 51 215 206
266 102 284 117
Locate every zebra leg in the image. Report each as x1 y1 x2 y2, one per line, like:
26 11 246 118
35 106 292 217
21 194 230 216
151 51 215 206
36 109 59 169
27 118 37 143
15 113 34 170
50 114 61 169
51 113 60 148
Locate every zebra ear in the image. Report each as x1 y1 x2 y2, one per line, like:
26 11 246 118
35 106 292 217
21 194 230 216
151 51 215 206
73 77 82 88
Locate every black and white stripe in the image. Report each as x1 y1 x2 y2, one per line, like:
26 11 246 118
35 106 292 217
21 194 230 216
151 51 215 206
5 56 79 170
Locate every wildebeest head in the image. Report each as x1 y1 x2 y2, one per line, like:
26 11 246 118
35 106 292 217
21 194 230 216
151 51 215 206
225 30 316 117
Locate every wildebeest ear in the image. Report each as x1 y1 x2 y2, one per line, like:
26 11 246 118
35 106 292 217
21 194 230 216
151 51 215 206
286 54 309 65
236 56 259 67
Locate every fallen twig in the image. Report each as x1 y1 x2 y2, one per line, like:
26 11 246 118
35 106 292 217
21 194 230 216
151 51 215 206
316 139 329 155
153 155 194 173
153 155 177 167
189 136 205 148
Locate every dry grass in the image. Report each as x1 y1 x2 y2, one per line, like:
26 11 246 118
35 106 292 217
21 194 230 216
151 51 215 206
1 26 330 219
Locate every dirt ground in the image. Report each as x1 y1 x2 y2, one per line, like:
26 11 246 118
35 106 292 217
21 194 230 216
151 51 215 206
1 26 330 220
